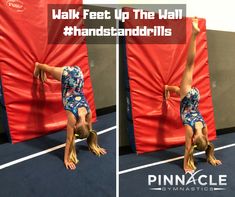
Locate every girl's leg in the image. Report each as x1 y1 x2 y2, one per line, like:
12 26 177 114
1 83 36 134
34 62 63 81
179 18 200 100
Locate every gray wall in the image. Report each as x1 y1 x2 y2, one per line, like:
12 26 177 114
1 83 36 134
87 43 116 109
119 30 235 147
85 5 116 109
207 30 235 129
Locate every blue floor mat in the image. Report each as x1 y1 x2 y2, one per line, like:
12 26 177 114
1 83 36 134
119 132 235 197
0 112 116 197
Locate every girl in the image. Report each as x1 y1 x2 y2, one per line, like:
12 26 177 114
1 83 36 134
34 63 106 170
165 18 221 173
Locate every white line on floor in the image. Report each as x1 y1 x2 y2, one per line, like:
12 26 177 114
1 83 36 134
0 126 116 170
119 143 235 175
213 188 226 191
149 188 162 191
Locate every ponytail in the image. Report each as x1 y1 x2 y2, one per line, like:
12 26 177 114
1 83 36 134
87 130 103 157
69 130 104 163
205 142 216 165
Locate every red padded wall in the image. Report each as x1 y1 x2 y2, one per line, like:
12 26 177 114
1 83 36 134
0 0 96 143
124 9 216 154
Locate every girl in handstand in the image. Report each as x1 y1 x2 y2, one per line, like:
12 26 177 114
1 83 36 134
34 63 106 170
165 18 221 173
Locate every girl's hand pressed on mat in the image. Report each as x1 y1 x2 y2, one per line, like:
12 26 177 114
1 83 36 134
64 160 76 170
208 158 222 166
89 145 107 156
184 168 194 174
184 164 195 174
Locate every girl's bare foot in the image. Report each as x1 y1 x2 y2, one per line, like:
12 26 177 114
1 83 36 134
39 70 47 83
192 17 200 35
43 71 47 82
34 62 47 83
164 85 170 100
34 62 40 78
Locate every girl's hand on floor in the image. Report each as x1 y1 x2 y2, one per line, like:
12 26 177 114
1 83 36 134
99 147 107 155
90 146 107 156
184 166 195 174
64 160 76 170
214 159 222 165
209 159 222 166
184 169 194 174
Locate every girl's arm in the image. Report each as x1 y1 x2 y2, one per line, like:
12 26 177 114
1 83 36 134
86 111 92 131
64 124 74 161
206 142 222 166
64 123 76 170
184 126 194 172
64 111 77 170
202 126 208 141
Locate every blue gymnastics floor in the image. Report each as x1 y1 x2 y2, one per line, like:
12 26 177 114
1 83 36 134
0 112 116 197
119 131 235 197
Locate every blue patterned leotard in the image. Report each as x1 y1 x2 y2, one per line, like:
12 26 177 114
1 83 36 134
180 88 206 131
61 66 90 120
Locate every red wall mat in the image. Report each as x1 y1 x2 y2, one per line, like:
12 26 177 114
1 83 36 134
124 9 216 154
0 0 96 143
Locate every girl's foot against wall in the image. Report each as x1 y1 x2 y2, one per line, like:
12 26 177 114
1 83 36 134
192 17 200 36
33 62 40 78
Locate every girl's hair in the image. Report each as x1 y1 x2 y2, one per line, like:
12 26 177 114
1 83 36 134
87 130 103 156
69 124 89 164
205 142 216 163
74 124 89 139
69 129 103 163
195 135 208 151
188 140 216 170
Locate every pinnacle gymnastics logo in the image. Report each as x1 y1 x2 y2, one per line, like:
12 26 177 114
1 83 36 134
6 0 24 12
148 169 227 192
